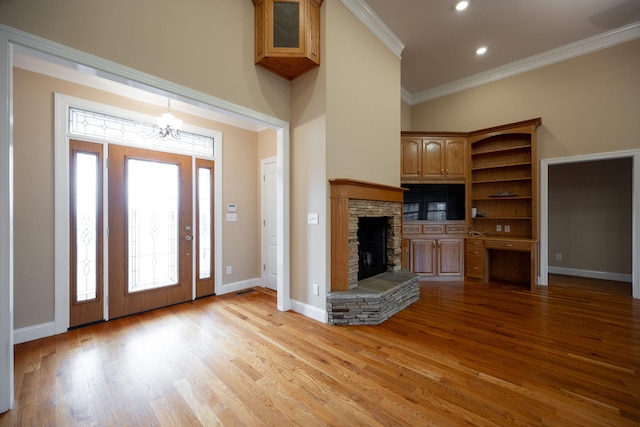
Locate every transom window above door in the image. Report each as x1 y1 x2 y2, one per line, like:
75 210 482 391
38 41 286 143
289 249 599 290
68 107 215 157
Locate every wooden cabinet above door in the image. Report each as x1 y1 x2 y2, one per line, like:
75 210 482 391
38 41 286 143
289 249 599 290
401 133 467 183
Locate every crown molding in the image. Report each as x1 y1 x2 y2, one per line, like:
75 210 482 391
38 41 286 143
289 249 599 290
400 87 412 105
340 0 405 59
409 20 640 105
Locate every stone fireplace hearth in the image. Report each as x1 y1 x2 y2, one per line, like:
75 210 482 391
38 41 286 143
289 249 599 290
328 179 419 325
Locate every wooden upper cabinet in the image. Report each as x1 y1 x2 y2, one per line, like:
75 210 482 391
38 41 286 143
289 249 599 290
401 138 422 180
422 139 445 179
252 0 323 80
401 134 467 183
444 139 466 179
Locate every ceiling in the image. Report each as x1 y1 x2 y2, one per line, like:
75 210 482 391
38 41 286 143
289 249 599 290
362 0 640 102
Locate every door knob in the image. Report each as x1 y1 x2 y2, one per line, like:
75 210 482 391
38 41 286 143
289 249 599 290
184 235 192 241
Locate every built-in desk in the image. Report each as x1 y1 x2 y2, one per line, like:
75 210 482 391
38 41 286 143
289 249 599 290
465 237 537 291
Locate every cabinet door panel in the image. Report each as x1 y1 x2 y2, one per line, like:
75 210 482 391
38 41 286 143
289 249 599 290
411 239 436 276
444 139 466 179
438 239 463 276
401 138 422 180
422 139 445 179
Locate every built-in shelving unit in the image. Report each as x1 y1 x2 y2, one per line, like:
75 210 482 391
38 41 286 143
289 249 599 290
468 119 541 239
401 119 542 290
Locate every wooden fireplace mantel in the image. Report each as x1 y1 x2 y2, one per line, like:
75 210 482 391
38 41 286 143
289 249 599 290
329 179 407 292
329 179 406 203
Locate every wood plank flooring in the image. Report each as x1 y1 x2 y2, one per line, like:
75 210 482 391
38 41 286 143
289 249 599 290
1 274 639 426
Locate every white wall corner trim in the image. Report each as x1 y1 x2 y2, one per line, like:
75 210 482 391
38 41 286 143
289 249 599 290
409 21 640 105
339 0 405 59
0 28 15 413
290 299 328 324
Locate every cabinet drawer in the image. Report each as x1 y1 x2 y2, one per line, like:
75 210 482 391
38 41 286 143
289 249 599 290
465 260 483 279
466 239 483 248
445 224 466 235
403 224 422 235
485 240 534 252
465 247 483 258
423 224 445 234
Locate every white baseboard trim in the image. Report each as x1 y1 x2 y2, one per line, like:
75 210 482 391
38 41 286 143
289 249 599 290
290 299 328 323
14 321 56 344
549 266 632 283
216 277 261 296
15 282 326 344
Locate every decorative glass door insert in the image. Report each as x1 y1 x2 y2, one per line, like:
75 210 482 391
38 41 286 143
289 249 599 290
69 140 104 327
127 159 179 292
198 167 212 280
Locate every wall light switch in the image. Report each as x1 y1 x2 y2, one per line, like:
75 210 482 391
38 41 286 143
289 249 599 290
307 213 319 225
226 213 238 222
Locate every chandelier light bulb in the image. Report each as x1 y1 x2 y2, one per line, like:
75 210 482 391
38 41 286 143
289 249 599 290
157 99 183 139
456 1 469 11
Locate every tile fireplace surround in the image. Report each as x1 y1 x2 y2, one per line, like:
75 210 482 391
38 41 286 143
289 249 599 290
328 179 419 325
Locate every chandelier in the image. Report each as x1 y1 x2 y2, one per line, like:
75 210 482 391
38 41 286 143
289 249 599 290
156 98 183 139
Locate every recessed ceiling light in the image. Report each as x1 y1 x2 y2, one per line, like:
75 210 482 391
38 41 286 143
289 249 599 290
476 46 487 55
456 1 469 11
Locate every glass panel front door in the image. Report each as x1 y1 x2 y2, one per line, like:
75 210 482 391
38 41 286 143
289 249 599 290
108 145 193 319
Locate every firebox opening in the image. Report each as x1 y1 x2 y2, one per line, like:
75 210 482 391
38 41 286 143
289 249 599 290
358 216 389 281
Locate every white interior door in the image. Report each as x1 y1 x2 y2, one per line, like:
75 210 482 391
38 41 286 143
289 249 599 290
261 157 278 291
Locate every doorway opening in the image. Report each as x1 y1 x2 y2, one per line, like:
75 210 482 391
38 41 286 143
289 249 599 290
540 150 639 299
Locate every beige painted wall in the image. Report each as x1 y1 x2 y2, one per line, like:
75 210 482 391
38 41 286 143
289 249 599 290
410 39 640 161
290 36 327 305
257 129 277 160
288 0 401 307
0 0 291 122
549 158 632 275
13 68 261 329
325 1 401 187
401 100 411 131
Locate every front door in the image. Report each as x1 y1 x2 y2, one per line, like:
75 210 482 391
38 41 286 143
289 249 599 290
108 145 193 319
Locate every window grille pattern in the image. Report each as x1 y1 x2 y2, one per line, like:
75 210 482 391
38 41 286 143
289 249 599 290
74 152 98 301
127 159 179 292
198 168 212 279
69 107 214 157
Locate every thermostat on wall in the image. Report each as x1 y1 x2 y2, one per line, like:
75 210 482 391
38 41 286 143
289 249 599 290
227 204 237 212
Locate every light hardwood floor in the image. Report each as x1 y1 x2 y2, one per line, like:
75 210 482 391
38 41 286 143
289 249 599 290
1 275 639 426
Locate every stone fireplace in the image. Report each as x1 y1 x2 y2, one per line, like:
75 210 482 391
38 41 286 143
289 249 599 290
328 179 419 325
